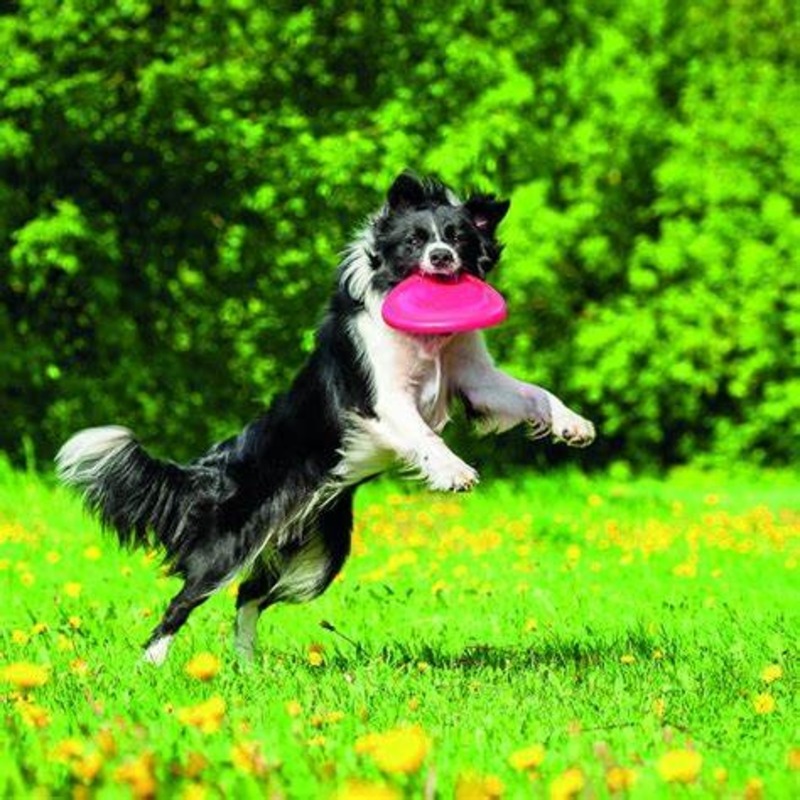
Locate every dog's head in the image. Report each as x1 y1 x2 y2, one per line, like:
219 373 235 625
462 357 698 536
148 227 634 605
374 172 510 287
342 172 510 301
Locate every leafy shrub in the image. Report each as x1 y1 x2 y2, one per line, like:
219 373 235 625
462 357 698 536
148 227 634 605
0 0 796 468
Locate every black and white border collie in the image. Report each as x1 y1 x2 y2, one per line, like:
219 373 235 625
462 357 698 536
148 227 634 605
56 172 595 665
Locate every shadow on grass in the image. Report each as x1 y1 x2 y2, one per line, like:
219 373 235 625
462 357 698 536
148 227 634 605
322 626 673 673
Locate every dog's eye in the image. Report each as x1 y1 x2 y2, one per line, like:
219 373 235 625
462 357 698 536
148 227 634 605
443 225 462 244
409 228 428 247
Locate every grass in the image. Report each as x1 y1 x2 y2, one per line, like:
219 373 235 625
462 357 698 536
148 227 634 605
0 459 798 798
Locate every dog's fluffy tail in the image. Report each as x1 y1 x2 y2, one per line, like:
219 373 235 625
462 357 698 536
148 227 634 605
56 426 202 556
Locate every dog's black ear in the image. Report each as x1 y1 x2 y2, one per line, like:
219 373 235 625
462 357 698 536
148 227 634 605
387 171 427 211
464 195 510 236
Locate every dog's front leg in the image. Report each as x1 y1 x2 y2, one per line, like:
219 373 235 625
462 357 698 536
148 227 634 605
445 333 596 447
362 401 479 491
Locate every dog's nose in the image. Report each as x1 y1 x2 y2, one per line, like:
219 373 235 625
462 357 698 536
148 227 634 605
429 248 454 269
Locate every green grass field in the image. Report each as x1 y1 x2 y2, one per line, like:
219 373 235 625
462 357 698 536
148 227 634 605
1 460 797 798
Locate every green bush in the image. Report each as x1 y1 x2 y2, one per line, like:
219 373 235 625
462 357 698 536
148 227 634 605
1 0 797 468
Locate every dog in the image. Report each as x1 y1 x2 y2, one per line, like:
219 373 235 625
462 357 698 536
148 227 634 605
56 171 595 665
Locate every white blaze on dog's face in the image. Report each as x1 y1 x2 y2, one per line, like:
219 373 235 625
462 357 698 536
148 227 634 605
370 172 510 293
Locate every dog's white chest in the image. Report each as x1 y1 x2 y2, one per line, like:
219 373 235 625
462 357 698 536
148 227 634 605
413 352 449 431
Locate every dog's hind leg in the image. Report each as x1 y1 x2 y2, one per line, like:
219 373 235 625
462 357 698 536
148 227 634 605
142 581 213 665
233 490 356 661
234 561 279 661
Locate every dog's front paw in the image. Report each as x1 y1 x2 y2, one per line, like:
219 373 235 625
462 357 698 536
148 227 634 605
550 402 596 448
422 452 479 492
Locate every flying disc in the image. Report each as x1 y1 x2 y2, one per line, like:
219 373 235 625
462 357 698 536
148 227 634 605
381 273 508 334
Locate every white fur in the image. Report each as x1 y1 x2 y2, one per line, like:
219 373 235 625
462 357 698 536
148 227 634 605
55 425 134 486
270 534 330 603
142 634 173 666
337 320 594 493
235 602 260 660
444 332 595 445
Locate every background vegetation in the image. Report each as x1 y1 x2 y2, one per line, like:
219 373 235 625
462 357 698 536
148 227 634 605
1 0 798 469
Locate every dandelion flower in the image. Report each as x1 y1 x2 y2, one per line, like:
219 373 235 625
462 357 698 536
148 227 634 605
177 696 226 734
355 724 431 775
753 693 776 714
657 749 702 783
606 766 637 792
787 748 800 770
619 653 636 664
181 784 208 800
1 661 49 689
508 743 546 771
455 771 505 799
744 777 764 799
230 741 269 776
185 652 221 681
549 767 585 800
334 780 401 800
115 752 156 799
308 650 324 667
11 630 29 645
16 699 50 728
71 751 104 785
285 700 303 717
83 545 102 560
52 738 85 763
64 582 82 598
761 664 782 684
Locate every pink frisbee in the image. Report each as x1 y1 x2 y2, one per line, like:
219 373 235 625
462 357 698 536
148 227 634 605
382 273 508 335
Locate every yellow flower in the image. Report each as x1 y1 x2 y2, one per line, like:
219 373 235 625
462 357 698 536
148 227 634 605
52 738 85 763
744 778 764 799
115 752 156 799
753 693 776 714
83 545 102 560
455 771 505 799
606 766 637 793
70 658 90 677
230 741 269 776
355 724 431 774
177 696 226 733
11 630 29 645
657 749 702 783
508 743 546 772
181 784 208 800
333 780 401 800
95 727 118 757
651 698 667 719
64 582 82 598
549 768 585 800
16 698 50 728
1 661 49 688
619 653 636 664
286 700 303 717
788 748 800 770
185 652 221 681
307 642 325 666
72 751 104 785
761 664 782 684
285 699 303 717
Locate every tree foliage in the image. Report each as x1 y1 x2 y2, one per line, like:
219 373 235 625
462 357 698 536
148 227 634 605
1 0 797 468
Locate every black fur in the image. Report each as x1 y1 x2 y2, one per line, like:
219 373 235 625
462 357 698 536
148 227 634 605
56 171 513 661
